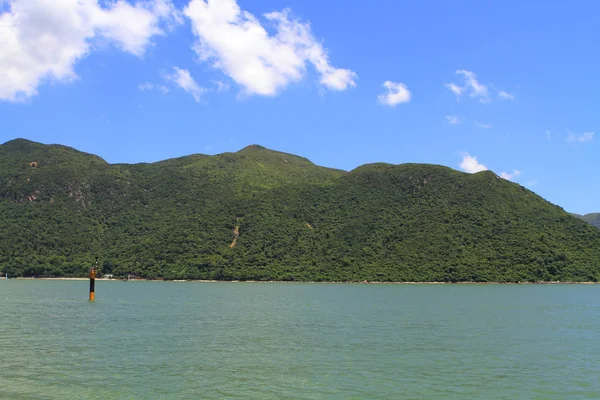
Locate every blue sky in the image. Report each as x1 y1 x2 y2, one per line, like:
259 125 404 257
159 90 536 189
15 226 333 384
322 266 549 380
0 0 598 214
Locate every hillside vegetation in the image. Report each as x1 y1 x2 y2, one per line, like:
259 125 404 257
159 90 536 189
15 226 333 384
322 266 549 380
574 213 600 229
1 138 599 282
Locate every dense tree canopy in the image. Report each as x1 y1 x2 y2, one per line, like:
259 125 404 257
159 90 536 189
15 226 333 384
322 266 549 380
1 138 599 282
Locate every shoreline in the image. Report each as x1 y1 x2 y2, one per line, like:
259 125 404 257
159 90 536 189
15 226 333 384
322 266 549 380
9 277 600 284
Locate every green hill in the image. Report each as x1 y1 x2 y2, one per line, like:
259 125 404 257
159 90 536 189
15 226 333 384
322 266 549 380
1 138 599 282
573 213 600 229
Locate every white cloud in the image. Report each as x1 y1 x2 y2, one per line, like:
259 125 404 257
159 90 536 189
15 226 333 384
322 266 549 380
212 80 230 92
183 0 356 97
474 121 492 129
0 0 179 102
500 170 521 181
498 90 514 100
459 153 488 173
377 81 411 106
457 70 489 102
446 70 489 102
567 131 594 144
459 153 521 179
94 0 180 56
444 83 463 98
445 70 517 103
445 115 460 125
166 67 204 102
138 81 169 93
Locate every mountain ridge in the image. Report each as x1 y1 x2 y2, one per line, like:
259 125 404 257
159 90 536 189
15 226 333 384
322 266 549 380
573 213 600 229
1 138 599 282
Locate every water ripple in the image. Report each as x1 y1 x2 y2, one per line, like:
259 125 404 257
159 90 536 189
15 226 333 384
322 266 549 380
0 281 599 399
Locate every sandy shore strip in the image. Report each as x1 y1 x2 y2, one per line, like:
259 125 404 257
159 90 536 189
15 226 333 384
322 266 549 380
10 277 599 284
15 277 113 281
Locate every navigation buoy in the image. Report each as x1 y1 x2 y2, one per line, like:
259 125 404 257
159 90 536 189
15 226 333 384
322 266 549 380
89 266 96 302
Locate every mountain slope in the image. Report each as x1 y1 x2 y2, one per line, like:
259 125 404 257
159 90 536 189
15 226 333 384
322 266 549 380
1 138 599 282
574 213 600 229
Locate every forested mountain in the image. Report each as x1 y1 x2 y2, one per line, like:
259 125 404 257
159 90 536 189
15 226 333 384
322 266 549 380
1 138 599 282
573 213 600 229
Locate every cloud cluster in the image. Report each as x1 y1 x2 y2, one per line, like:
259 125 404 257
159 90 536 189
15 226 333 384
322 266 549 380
446 115 460 125
567 131 594 144
183 0 356 97
459 153 488 173
377 81 411 106
138 81 169 94
445 69 513 103
0 0 179 101
460 154 523 182
547 129 595 144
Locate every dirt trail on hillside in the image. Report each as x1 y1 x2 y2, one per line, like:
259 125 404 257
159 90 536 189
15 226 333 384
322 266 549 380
229 223 240 248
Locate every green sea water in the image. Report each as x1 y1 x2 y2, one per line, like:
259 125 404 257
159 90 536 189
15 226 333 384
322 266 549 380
0 281 599 399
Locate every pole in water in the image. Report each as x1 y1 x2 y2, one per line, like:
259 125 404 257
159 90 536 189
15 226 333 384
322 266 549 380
89 263 96 302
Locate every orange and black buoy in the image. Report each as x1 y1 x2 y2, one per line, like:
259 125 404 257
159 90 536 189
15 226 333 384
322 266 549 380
89 266 96 302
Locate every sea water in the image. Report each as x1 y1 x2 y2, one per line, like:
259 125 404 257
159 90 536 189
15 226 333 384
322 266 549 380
0 281 599 399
